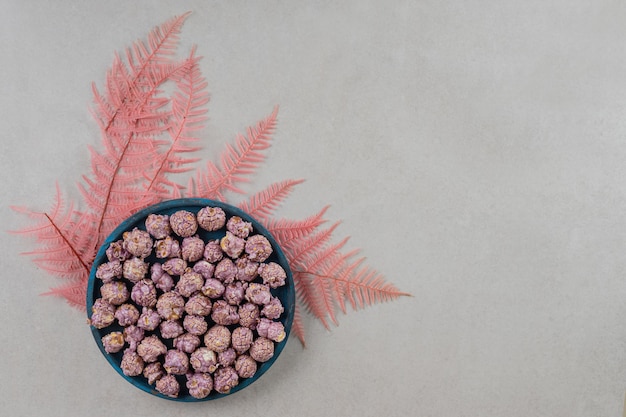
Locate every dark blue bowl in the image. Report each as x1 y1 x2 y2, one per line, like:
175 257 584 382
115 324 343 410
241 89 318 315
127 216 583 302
86 198 295 401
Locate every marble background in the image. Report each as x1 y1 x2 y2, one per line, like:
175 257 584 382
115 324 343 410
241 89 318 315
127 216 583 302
2 1 626 416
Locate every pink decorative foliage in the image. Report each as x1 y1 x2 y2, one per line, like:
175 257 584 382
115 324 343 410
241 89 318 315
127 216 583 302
11 13 409 347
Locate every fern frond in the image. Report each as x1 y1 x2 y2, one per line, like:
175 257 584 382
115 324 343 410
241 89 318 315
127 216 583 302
192 106 278 201
282 222 341 267
293 270 330 329
42 280 88 311
238 179 304 222
291 303 306 347
265 205 329 245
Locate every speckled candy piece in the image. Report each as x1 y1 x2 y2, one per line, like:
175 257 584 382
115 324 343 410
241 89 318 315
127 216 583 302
190 347 218 373
244 235 273 262
123 325 145 351
176 270 204 297
131 279 157 307
257 318 286 343
231 327 253 354
173 333 201 354
121 349 144 376
154 236 181 259
181 236 205 262
226 216 253 238
115 303 140 326
89 298 116 329
137 335 167 363
218 348 237 367
156 374 180 398
245 283 271 305
162 258 187 276
249 337 274 363
123 257 149 283
170 210 198 238
238 303 260 329
220 232 245 259
160 320 184 339
197 206 226 231
224 281 247 305
101 331 125 353
214 366 239 394
145 214 171 239
100 281 129 305
186 372 213 399
143 362 164 385
211 300 240 325
185 293 212 316
150 263 174 292
192 260 215 280
204 325 231 353
261 297 284 320
156 291 185 320
235 354 257 379
235 257 259 282
95 260 122 282
106 240 130 262
183 315 208 336
123 227 153 258
214 258 237 283
203 239 223 263
201 278 225 299
137 307 161 331
164 349 189 375
258 262 287 289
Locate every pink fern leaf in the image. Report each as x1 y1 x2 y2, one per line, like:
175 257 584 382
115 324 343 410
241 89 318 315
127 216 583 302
42 280 88 311
291 303 307 347
265 205 329 245
192 106 278 201
293 270 330 329
282 222 342 267
238 179 305 222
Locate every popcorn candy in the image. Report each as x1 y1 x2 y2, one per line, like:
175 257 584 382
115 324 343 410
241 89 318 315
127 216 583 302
159 320 184 339
235 354 257 379
175 270 204 298
95 260 122 282
235 257 259 282
154 236 181 259
231 327 253 354
214 366 239 394
201 278 225 299
258 262 287 289
204 325 231 353
170 210 198 238
214 258 238 283
226 216 253 238
164 349 189 375
145 214 171 239
190 347 218 373
220 232 245 259
184 293 212 316
256 318 286 343
156 374 180 398
183 315 208 336
106 240 130 262
131 279 157 307
137 307 161 331
137 335 167 363
156 291 185 320
192 260 215 280
223 281 247 306
203 239 223 263
186 372 213 399
249 337 274 363
261 297 284 320
173 333 201 354
100 281 129 306
123 325 145 351
102 331 125 354
150 263 174 292
218 348 237 367
89 298 116 329
245 283 271 305
211 300 240 325
244 235 272 262
197 206 226 231
121 349 144 376
143 362 164 385
123 257 149 283
238 303 260 330
115 303 140 326
162 258 187 276
181 236 205 262
123 228 153 258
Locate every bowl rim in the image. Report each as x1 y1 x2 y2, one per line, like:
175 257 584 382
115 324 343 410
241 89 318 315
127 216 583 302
86 198 296 401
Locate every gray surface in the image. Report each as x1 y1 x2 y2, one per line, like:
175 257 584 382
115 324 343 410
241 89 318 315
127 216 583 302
2 1 626 416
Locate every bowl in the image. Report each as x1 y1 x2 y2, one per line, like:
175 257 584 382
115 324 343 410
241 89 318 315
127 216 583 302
86 198 295 401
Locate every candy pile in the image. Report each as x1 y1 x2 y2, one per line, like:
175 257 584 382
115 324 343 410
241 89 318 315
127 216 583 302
88 206 288 399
